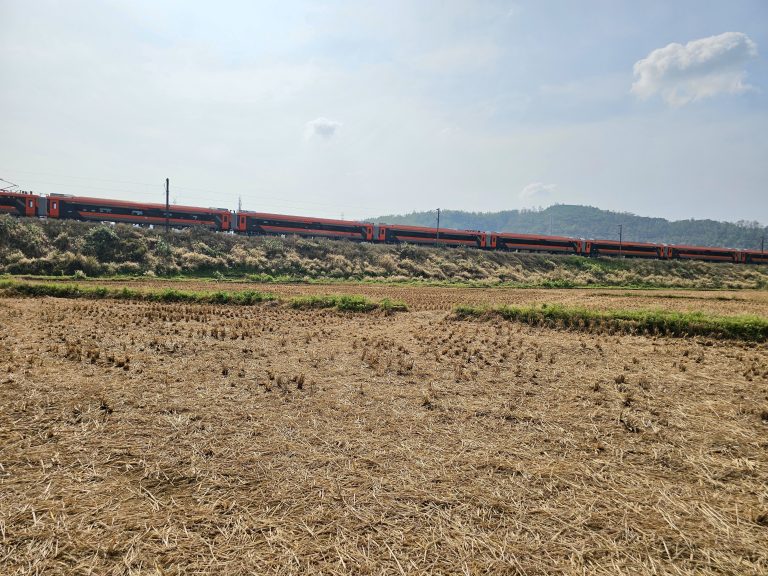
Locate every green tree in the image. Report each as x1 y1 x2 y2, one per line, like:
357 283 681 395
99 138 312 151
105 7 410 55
84 225 120 262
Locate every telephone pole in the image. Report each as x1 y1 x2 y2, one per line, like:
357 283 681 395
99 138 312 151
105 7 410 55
436 208 441 244
618 224 623 258
165 178 170 234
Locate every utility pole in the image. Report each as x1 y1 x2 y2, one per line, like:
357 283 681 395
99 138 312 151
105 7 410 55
436 208 441 244
762 234 765 254
165 178 170 234
238 195 242 212
618 224 623 258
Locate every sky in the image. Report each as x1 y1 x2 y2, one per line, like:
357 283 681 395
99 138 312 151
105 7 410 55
1 0 766 223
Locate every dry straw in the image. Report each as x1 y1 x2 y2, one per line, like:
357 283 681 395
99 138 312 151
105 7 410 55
1 285 766 574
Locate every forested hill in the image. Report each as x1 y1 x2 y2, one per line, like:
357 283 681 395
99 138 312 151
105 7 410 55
372 205 767 250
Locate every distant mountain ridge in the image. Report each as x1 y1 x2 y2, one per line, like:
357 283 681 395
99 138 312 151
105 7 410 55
372 204 767 250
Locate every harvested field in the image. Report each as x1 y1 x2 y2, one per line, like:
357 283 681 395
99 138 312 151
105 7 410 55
14 276 768 316
1 287 767 575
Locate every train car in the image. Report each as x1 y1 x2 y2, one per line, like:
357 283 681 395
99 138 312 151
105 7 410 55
667 244 740 263
741 250 768 265
1 185 764 266
46 195 232 231
235 211 373 241
0 191 40 218
583 239 665 259
376 224 486 248
490 233 581 255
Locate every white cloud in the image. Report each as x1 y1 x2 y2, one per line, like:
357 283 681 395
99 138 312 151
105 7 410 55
305 117 342 140
519 182 556 201
632 32 758 107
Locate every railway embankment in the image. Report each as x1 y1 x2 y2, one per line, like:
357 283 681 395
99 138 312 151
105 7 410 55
2 215 767 289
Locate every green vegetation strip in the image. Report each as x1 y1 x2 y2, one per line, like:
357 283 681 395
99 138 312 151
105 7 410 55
453 303 768 342
0 280 276 305
5 273 761 292
0 280 407 312
289 294 408 313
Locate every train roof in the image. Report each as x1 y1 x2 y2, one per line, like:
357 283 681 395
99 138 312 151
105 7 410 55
586 239 661 248
56 196 230 214
238 211 369 227
0 190 39 197
379 223 485 235
668 244 739 252
496 232 578 242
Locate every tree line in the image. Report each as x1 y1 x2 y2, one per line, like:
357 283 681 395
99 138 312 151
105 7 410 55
373 204 767 250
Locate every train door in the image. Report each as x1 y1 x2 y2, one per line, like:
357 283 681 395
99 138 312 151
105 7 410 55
221 212 231 231
24 196 36 217
237 214 247 233
48 198 60 218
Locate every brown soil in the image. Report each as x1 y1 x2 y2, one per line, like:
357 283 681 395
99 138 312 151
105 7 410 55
1 290 767 574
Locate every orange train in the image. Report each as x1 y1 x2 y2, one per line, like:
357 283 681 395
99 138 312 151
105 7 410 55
1 190 766 264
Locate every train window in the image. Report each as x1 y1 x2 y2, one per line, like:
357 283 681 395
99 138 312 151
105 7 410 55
100 208 112 213
131 210 143 216
29 200 34 208
52 202 57 209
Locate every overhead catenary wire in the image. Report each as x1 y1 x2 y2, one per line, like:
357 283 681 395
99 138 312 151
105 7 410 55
4 170 398 218
0 178 19 191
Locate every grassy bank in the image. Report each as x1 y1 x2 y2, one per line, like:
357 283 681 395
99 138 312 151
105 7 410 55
0 280 406 312
2 215 767 289
453 303 768 342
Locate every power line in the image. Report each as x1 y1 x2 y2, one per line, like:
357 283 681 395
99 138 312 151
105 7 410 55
4 169 481 219
5 169 387 210
0 178 19 191
7 175 397 215
4 169 162 188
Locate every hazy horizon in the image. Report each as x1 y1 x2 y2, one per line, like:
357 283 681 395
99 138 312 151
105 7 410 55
2 1 766 223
